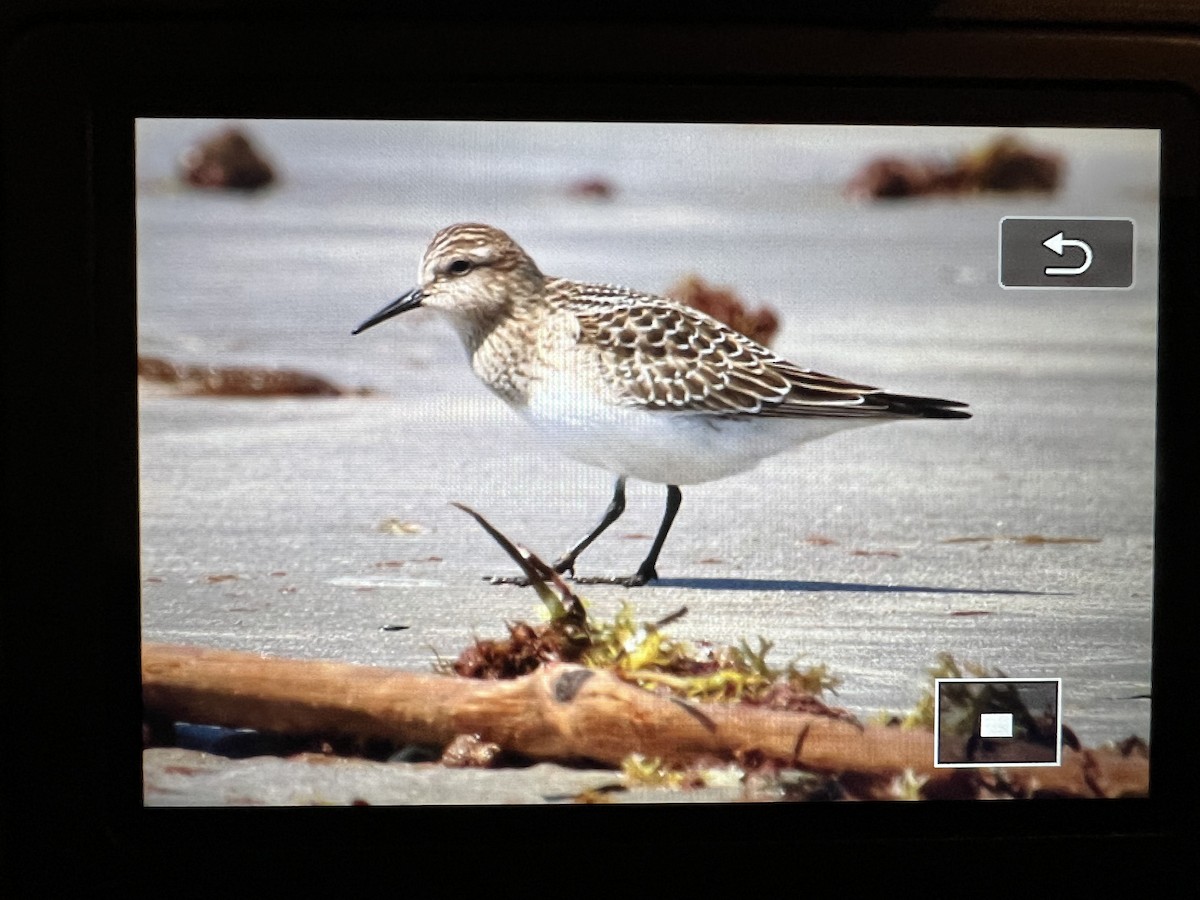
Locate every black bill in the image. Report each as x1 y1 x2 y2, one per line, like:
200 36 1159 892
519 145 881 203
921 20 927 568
352 287 424 335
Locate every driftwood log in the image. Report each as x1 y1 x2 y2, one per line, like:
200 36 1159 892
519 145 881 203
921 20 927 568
142 642 1147 798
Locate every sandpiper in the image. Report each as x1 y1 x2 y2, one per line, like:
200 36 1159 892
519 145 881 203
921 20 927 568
354 223 970 586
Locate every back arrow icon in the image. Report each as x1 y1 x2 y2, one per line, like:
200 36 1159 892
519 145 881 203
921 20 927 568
1042 231 1094 276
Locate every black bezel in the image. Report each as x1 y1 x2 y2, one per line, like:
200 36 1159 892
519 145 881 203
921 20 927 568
4 15 1197 884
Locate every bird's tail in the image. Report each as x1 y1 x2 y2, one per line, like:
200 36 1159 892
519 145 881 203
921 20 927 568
876 392 972 419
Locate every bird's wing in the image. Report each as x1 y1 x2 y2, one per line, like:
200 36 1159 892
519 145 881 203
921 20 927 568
563 283 923 418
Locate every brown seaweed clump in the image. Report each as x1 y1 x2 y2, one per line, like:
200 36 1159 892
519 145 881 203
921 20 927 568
179 127 277 191
450 620 589 679
565 176 615 200
846 134 1062 200
138 355 360 397
666 274 780 346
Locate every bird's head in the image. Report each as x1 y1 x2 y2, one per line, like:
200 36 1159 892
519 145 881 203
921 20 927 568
353 223 544 343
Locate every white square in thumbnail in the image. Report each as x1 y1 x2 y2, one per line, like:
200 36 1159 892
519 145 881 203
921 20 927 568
979 712 1014 738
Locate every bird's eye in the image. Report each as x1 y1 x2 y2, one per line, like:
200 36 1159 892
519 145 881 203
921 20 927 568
447 259 473 276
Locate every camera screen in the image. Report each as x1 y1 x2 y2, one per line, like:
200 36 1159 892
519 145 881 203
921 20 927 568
138 120 1155 804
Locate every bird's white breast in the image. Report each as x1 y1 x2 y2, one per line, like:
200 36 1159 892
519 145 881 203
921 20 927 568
516 368 879 485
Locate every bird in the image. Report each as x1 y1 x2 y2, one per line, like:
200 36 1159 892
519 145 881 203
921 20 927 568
353 223 970 586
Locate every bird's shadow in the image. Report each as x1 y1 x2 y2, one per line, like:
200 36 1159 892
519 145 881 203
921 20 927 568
648 577 1061 596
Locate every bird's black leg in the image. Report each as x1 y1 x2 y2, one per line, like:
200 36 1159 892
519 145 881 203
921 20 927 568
571 483 680 587
552 476 627 575
626 484 681 586
485 477 627 586
487 479 680 588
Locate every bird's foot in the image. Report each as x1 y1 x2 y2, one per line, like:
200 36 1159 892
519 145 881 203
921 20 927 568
572 568 657 587
486 569 657 588
484 559 575 587
484 574 535 586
